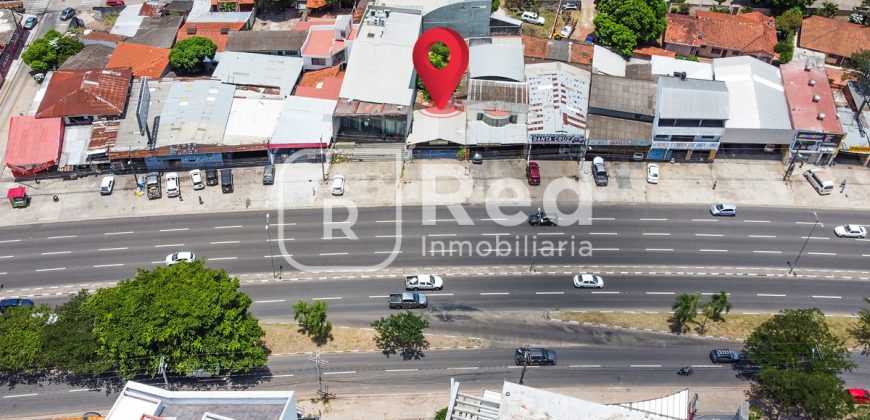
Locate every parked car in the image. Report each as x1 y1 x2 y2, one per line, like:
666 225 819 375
848 388 870 404
106 0 125 5
220 169 233 193
205 168 218 186
528 209 556 226
526 161 540 185
521 11 545 25
165 172 180 198
165 251 195 266
331 175 346 196
189 169 205 190
592 156 608 186
710 203 737 217
709 349 742 363
59 7 76 21
561 3 579 11
263 164 275 185
23 16 37 30
100 175 115 195
573 274 604 289
559 25 572 38
834 224 867 238
471 152 483 164
515 347 557 366
0 298 34 313
647 164 659 184
405 274 444 291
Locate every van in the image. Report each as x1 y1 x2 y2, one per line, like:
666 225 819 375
263 164 275 185
803 167 834 195
220 169 233 193
521 11 545 25
592 156 608 186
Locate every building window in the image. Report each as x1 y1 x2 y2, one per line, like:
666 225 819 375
658 119 676 127
655 135 669 140
674 119 701 127
311 58 327 66
671 135 695 142
700 120 725 127
710 48 722 55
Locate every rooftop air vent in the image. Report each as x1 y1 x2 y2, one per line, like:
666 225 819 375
220 27 230 34
812 94 821 102
808 79 816 86
187 26 196 34
817 112 826 120
804 63 812 71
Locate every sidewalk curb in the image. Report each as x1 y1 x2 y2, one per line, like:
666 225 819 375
270 345 484 356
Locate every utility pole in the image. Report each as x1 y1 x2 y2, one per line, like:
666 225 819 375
788 211 821 277
308 350 334 400
319 135 327 181
266 213 276 279
518 345 531 385
158 355 170 390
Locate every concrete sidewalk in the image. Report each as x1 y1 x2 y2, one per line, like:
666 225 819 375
1 158 868 227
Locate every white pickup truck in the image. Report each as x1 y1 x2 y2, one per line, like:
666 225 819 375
405 274 444 291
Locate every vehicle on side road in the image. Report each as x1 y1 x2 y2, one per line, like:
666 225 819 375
834 224 867 238
0 298 34 313
647 164 659 184
471 152 483 164
515 347 557 366
526 161 540 185
521 11 545 25
573 274 604 288
59 7 76 20
388 292 428 309
165 251 195 266
106 0 125 5
146 172 161 199
709 349 741 363
710 203 736 217
263 164 275 185
592 156 608 186
23 16 37 30
220 169 233 193
405 274 444 291
165 172 180 198
189 169 205 190
734 360 762 378
848 388 870 404
331 175 346 196
100 175 115 195
528 209 556 226
559 25 573 38
803 167 834 195
205 168 218 186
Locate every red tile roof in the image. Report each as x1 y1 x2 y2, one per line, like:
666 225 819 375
5 116 64 176
302 28 346 57
799 16 870 59
175 22 246 52
307 0 328 9
295 65 345 100
633 45 676 59
664 11 777 56
105 42 170 79
780 62 841 133
139 2 163 17
36 68 133 119
294 19 334 32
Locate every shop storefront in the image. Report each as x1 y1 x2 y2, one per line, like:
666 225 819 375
649 139 719 162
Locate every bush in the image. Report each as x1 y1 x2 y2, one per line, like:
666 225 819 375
169 36 217 74
679 3 690 14
670 6 678 13
775 32 795 63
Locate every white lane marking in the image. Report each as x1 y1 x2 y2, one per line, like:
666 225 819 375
480 292 509 295
271 374 295 378
368 295 389 299
645 248 674 252
589 232 618 235
155 244 184 248
812 295 842 299
744 220 770 223
254 299 286 303
646 292 675 295
425 219 458 223
214 225 243 229
313 297 342 300
692 219 718 222
35 267 66 272
0 255 15 259
480 218 508 221
593 248 620 251
643 233 670 236
210 241 241 245
639 218 667 221
93 264 124 268
591 291 620 294
98 247 128 251
3 393 38 398
699 249 729 253
630 364 662 368
0 272 6 275
385 368 419 372
447 367 479 370
807 252 836 256
753 250 782 254
428 293 454 296
795 221 819 225
159 228 189 232
208 257 238 261
537 232 564 236
41 251 71 255
863 254 870 257
319 252 348 256
591 217 615 221
570 364 602 368
269 223 296 226
376 220 401 223
321 236 352 240
104 231 134 236
376 235 402 238
263 255 294 258
691 365 722 368
68 388 100 392
757 293 787 297
481 233 510 237
695 233 724 237
268 238 294 242
427 233 457 237
0 239 22 243
47 235 77 239
151 261 164 264
374 251 403 254
801 236 830 240
535 291 564 295
323 371 356 375
749 235 776 238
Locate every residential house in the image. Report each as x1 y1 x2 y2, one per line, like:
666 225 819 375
799 16 870 65
212 0 254 12
80 30 126 48
59 44 115 70
780 61 844 166
650 75 729 162
301 15 355 71
127 16 185 49
592 45 626 76
5 116 65 177
226 30 307 56
525 61 591 158
0 9 24 83
176 21 247 53
35 68 133 125
521 35 593 71
105 42 171 79
110 4 146 37
490 14 521 36
664 11 777 63
295 65 345 100
211 52 303 97
586 74 657 159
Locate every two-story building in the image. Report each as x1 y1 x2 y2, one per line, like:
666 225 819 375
650 75 729 162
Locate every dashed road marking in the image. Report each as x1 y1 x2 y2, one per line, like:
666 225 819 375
691 219 718 222
812 295 842 299
0 239 21 243
591 291 619 294
643 233 670 236
254 299 286 303
271 374 295 378
155 244 184 248
480 292 509 295
94 264 124 268
210 241 241 245
374 250 402 254
695 234 724 237
753 250 782 254
744 220 770 223
801 237 830 240
68 388 100 393
645 248 673 252
639 218 667 221
47 235 77 239
98 247 128 251
592 248 620 251
807 252 836 256
35 267 66 272
41 251 71 255
368 295 389 298
323 371 356 375
376 235 402 238
757 293 786 297
214 225 243 229
569 364 602 368
3 393 37 399
447 367 479 370
159 228 189 232
104 231 134 236
535 292 564 295
319 252 348 256
630 364 662 368
646 292 675 295
427 233 457 237
748 235 776 238
589 232 618 235
208 257 238 261
699 249 728 253
385 368 419 372
313 297 342 300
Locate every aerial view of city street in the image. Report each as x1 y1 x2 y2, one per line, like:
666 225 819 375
1 0 870 418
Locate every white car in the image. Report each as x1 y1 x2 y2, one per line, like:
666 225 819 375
165 251 195 266
189 169 205 190
647 164 659 184
521 11 545 25
165 172 180 198
573 274 604 289
405 274 444 291
100 175 115 195
559 25 572 38
331 175 346 196
834 224 867 238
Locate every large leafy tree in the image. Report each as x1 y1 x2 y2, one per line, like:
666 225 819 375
751 368 853 419
596 0 667 45
764 0 813 15
293 300 333 346
39 291 112 374
851 297 870 356
85 261 267 379
670 292 700 333
0 305 51 372
775 7 804 35
371 311 430 359
169 36 217 74
22 29 84 74
845 50 870 107
592 15 637 57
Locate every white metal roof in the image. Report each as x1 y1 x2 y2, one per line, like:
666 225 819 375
110 4 145 37
59 125 92 167
466 120 528 145
591 45 626 77
406 108 467 145
223 97 284 145
713 56 791 129
657 76 730 120
470 43 525 82
338 10 421 106
371 0 466 15
271 96 337 146
212 52 303 97
651 55 714 80
157 80 234 147
525 61 591 138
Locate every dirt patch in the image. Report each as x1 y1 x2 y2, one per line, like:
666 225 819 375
262 323 486 354
550 311 860 347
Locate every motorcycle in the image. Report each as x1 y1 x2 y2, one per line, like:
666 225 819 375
678 366 694 376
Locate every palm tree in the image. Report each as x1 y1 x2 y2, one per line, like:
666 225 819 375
671 292 701 334
709 291 732 321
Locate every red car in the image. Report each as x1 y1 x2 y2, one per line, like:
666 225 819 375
106 0 125 5
848 388 870 404
526 161 540 185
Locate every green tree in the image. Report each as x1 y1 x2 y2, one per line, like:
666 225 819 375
775 32 796 63
293 300 333 346
708 290 731 321
844 50 870 102
596 0 667 44
750 368 853 419
169 36 217 75
219 1 237 11
371 311 430 359
769 0 813 15
851 297 870 356
593 15 638 57
434 407 448 420
670 292 700 333
85 260 267 379
775 7 804 35
816 1 839 17
39 290 112 374
22 29 84 74
491 0 501 13
0 305 50 372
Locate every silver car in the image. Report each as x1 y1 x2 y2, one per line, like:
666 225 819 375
573 274 604 288
834 224 867 238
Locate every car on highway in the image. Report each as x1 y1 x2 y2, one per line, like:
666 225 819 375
165 172 180 198
521 11 545 25
528 209 556 226
405 274 444 291
331 175 346 195
23 16 37 30
0 298 34 313
515 347 557 366
189 169 205 190
165 251 195 266
647 164 659 184
388 292 428 309
710 203 736 217
59 7 76 21
573 274 604 289
709 349 741 363
848 388 870 404
834 224 867 238
559 25 573 38
526 161 540 185
100 175 115 195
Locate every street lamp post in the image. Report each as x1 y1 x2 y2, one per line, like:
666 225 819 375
266 213 276 279
788 211 821 276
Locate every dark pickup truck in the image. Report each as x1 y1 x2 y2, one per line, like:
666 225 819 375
388 292 428 309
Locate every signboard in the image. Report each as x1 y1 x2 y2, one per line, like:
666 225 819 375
790 131 844 151
651 141 719 151
136 77 150 138
848 145 870 153
586 139 650 147
529 133 586 145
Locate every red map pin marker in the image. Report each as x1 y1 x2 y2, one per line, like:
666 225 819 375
412 27 468 110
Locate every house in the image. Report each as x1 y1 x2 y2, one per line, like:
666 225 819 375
525 61 591 158
592 45 626 76
0 9 25 84
211 52 303 97
35 68 133 124
586 74 656 159
301 15 356 71
127 16 184 49
664 11 777 63
799 16 870 66
5 116 65 177
650 75 729 162
295 65 345 100
633 45 676 60
779 61 844 166
80 30 127 48
176 21 246 53
521 35 594 70
110 4 146 37
58 44 115 70
369 0 492 38
226 30 307 56
270 96 338 153
105 42 170 79
649 55 714 80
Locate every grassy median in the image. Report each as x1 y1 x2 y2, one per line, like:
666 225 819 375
262 323 486 354
550 311 860 347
